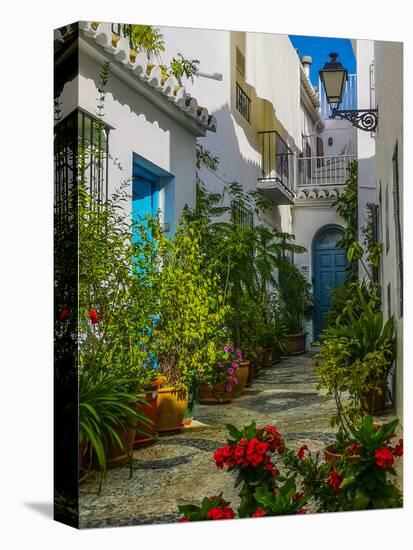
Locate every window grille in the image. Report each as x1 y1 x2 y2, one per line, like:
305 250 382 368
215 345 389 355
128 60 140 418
236 83 251 123
231 200 253 228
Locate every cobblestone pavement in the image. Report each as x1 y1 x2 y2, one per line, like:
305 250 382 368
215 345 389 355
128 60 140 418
79 351 401 528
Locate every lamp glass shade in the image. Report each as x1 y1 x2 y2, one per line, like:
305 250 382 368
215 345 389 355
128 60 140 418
319 53 348 105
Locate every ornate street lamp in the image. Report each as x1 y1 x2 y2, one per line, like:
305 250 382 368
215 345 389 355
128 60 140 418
319 53 378 132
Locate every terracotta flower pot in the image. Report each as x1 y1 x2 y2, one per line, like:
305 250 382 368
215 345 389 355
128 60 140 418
106 413 139 469
245 360 255 387
324 444 360 464
262 347 274 367
360 381 387 415
255 346 264 369
232 361 250 397
286 333 307 355
155 386 188 435
198 383 233 404
134 379 161 449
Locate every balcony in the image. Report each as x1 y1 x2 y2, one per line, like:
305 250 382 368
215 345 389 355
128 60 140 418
257 131 295 205
296 154 357 201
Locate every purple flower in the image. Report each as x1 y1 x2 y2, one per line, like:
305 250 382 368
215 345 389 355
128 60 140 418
232 362 239 369
226 385 233 393
223 346 229 353
236 349 243 360
217 361 223 368
229 343 234 351
228 368 234 375
232 377 238 384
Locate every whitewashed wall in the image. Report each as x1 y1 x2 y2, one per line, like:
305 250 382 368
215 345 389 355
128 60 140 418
374 41 403 421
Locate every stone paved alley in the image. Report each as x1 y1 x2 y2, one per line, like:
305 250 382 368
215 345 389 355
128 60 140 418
79 352 397 528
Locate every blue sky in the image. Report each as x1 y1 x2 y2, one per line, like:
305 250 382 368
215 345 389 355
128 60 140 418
289 35 356 86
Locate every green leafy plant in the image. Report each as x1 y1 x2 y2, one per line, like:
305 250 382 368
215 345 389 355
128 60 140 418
178 494 234 522
336 416 403 510
253 477 308 516
79 370 149 474
277 264 313 335
153 214 228 389
333 160 358 281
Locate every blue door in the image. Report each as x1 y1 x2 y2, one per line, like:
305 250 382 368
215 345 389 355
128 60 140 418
132 164 159 240
313 226 347 340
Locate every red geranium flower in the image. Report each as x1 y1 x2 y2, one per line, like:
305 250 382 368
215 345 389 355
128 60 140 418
249 452 264 468
292 492 305 503
207 507 234 520
255 441 269 455
298 508 308 515
58 307 70 321
393 439 403 457
252 507 266 518
326 470 342 492
374 447 394 468
297 445 309 459
89 308 99 324
178 518 190 522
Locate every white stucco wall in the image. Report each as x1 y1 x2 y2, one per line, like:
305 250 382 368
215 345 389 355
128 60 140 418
374 40 403 421
354 40 376 278
58 44 205 236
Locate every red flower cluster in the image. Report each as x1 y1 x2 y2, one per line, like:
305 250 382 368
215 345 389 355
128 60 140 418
89 308 99 324
178 518 190 522
292 492 305 503
263 425 285 454
207 507 234 520
214 437 277 473
296 445 309 459
326 470 342 492
251 507 266 518
393 439 403 457
374 447 394 468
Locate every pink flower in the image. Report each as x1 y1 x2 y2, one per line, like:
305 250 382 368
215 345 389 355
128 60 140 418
228 368 234 375
236 349 243 360
226 385 232 393
224 346 230 353
232 362 239 369
231 377 238 384
217 361 223 368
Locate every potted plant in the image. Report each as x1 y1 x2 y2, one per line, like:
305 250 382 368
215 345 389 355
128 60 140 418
321 284 396 415
277 265 313 354
79 369 148 477
153 215 228 429
198 343 243 403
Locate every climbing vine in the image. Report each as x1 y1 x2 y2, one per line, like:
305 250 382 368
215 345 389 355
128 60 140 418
333 160 358 281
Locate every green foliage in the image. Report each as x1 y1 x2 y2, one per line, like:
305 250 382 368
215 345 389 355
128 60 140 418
154 214 228 389
324 279 380 330
316 284 396 437
277 264 313 334
169 53 200 83
127 25 165 57
333 160 358 280
253 478 308 516
79 369 149 473
178 494 233 521
185 181 306 349
336 417 402 510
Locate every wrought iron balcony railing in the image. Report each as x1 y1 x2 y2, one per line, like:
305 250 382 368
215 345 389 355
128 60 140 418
297 154 357 187
258 131 294 194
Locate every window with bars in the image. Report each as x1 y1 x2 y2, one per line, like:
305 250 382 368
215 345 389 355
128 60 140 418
231 200 254 228
54 109 110 218
236 83 251 123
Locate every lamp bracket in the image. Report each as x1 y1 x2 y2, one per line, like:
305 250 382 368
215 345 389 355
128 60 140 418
330 108 378 132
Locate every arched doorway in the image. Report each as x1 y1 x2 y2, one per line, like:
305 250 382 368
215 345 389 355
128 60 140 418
312 225 347 339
